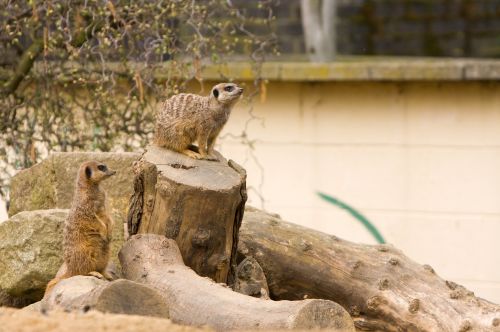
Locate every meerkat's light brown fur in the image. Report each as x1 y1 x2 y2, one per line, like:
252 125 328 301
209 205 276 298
44 161 116 296
154 82 243 160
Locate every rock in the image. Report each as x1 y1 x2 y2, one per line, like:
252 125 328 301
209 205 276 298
43 276 107 308
0 209 68 303
0 289 33 308
8 152 140 265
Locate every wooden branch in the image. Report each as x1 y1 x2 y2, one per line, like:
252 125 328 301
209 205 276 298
2 39 43 96
127 145 247 284
41 276 169 318
119 234 355 331
238 207 500 332
1 17 102 98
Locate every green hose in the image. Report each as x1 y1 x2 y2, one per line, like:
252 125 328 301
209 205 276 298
317 191 386 244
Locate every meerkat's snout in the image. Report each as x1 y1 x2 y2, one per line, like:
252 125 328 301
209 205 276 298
96 163 116 177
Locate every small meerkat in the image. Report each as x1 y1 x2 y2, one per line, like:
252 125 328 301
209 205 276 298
154 82 243 160
44 161 116 296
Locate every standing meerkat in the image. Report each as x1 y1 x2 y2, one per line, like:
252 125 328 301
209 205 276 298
154 82 243 160
44 161 116 296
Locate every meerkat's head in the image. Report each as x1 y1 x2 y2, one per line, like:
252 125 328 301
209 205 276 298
79 161 116 185
211 83 243 106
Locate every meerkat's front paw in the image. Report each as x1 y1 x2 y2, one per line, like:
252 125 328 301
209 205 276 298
181 149 203 159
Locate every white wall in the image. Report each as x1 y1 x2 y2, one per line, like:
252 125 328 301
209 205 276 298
0 198 6 223
218 81 500 303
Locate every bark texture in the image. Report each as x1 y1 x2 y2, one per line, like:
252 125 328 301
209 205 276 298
127 145 246 284
300 0 337 61
41 276 169 318
119 234 355 331
233 256 270 300
238 207 500 332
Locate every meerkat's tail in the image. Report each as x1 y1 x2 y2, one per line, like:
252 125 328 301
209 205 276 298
44 275 67 297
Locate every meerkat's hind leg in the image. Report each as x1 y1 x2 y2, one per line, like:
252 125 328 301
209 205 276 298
102 271 114 281
206 133 222 161
88 271 106 280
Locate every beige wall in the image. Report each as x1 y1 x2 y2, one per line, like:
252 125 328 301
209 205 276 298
217 81 500 303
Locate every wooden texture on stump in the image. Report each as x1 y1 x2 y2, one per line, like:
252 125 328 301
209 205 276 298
119 234 355 331
127 145 247 284
233 257 270 299
41 276 170 318
238 207 500 332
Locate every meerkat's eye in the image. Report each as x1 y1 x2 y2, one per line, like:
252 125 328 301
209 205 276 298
224 86 234 92
97 164 107 172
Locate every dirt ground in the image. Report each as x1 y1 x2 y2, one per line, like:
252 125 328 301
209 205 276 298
0 307 210 332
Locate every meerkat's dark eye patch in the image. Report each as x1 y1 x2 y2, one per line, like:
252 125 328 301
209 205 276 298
213 88 219 98
224 86 234 92
85 166 92 179
97 164 107 172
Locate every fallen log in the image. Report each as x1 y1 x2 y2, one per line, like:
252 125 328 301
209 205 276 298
127 145 247 284
119 234 355 331
40 276 169 318
238 207 500 332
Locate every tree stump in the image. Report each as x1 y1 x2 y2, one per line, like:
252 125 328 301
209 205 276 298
119 234 355 331
127 145 247 284
239 207 500 332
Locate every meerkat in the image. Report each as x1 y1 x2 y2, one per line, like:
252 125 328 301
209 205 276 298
154 82 243 160
44 161 116 296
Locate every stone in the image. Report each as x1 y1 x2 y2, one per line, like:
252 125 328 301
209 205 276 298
0 209 68 302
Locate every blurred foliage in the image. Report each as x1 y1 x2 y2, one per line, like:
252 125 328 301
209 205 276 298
0 0 278 199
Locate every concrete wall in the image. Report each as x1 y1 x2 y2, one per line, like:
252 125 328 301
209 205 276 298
216 80 500 303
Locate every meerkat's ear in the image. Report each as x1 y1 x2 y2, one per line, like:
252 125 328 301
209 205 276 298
85 166 92 179
212 88 219 99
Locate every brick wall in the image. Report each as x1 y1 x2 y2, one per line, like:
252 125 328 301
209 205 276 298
255 0 500 58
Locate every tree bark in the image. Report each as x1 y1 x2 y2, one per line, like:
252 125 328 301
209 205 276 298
40 276 170 318
127 145 247 284
233 256 270 300
238 207 500 332
300 0 337 62
119 234 355 331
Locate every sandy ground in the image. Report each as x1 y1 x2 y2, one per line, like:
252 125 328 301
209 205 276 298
0 307 210 332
